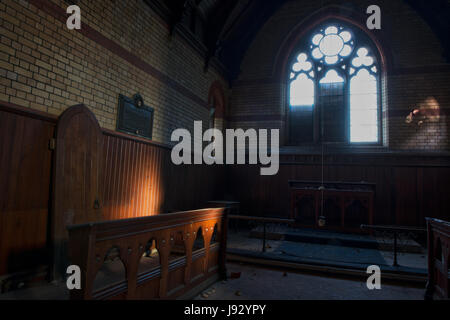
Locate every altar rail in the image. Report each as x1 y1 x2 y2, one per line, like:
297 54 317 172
425 218 450 299
67 208 228 300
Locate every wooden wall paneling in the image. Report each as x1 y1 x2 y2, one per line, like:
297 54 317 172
157 147 165 212
161 149 172 212
51 104 104 279
417 168 424 227
100 130 225 220
101 134 113 220
394 167 419 226
150 144 158 214
131 140 139 218
133 139 141 216
155 145 163 212
436 169 450 221
227 155 450 227
121 139 129 219
140 141 148 216
0 109 55 275
137 142 145 217
422 167 450 222
371 166 389 225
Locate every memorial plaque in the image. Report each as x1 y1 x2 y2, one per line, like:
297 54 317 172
117 93 154 139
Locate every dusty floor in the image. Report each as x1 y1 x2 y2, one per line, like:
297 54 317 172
194 263 425 300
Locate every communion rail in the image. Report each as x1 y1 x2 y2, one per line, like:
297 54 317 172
425 218 450 300
228 215 295 252
360 224 426 266
67 208 228 300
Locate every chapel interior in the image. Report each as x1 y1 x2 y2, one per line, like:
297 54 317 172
0 0 449 300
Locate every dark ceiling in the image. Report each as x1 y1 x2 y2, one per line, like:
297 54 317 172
147 0 450 81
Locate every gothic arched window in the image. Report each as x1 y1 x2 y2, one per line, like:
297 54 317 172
288 23 381 144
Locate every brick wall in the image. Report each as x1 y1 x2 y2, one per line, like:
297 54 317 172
230 0 450 151
0 0 228 144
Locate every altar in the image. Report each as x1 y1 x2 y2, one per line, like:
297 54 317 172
289 180 375 233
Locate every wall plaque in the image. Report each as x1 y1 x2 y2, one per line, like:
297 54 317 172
117 93 154 139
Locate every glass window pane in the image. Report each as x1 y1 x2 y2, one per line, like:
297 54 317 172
350 109 378 125
319 82 345 142
290 73 314 107
350 68 378 142
352 48 374 67
350 125 378 142
339 31 351 43
293 53 312 72
350 93 377 109
319 34 344 56
319 69 344 84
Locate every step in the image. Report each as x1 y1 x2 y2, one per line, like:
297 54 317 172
249 227 424 253
226 248 427 284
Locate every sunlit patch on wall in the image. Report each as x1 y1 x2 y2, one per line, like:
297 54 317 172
401 96 448 150
405 96 441 126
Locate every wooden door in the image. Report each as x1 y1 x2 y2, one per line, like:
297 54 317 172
51 104 103 279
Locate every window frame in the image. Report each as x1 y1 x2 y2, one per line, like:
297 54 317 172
286 20 383 147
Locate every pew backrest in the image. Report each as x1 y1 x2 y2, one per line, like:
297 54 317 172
425 217 450 300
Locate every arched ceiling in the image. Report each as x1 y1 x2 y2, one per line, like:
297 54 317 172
146 0 450 82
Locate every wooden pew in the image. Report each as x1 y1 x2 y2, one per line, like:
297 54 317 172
425 217 450 300
67 208 228 300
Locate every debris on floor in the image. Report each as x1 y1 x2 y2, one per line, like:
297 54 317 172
194 262 424 300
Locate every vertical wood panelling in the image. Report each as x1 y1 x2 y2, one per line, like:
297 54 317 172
100 132 223 221
227 157 450 227
0 109 55 275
